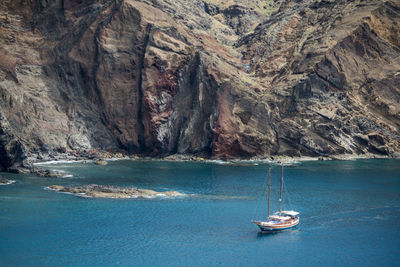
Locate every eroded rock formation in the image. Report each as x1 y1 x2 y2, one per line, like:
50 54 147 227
48 184 183 198
0 0 399 170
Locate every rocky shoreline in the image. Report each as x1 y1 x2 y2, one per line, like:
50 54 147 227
47 184 184 199
6 148 130 174
2 127 399 176
3 146 399 176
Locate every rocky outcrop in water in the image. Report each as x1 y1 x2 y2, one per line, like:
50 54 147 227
31 167 65 177
48 184 183 198
0 0 399 170
0 176 15 185
93 159 108 165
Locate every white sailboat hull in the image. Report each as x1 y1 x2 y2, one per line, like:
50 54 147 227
252 217 299 232
252 166 300 233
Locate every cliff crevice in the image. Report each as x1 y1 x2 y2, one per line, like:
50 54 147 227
0 0 399 170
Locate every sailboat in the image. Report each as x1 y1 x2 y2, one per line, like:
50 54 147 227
252 165 300 232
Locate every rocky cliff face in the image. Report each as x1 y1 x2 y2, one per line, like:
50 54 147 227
0 0 399 170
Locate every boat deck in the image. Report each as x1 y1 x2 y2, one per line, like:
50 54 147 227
252 216 299 231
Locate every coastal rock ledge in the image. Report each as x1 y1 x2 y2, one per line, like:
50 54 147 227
48 184 184 198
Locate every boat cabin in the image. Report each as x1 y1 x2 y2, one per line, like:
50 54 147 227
280 210 300 218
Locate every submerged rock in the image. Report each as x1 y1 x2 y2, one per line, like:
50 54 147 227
48 184 184 198
32 168 64 177
0 177 15 185
94 159 108 165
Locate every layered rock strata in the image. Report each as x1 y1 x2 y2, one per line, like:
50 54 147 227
0 0 399 171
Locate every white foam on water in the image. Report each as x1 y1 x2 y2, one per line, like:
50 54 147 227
204 158 302 167
208 160 231 165
0 180 16 185
34 160 86 165
36 168 73 178
44 186 74 195
107 157 130 161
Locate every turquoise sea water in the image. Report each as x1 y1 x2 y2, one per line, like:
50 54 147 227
1 159 400 266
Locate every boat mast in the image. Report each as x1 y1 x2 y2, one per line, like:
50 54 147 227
279 164 283 215
267 168 271 222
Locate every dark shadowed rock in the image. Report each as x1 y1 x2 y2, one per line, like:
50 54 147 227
0 176 15 185
0 0 399 167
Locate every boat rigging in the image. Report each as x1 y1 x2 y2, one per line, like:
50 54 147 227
252 165 300 232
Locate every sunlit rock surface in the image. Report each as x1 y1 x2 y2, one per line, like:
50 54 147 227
1 0 399 170
48 184 184 198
